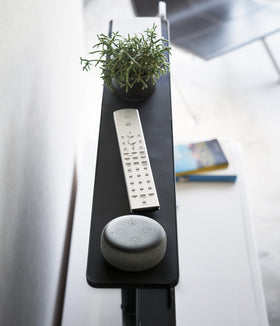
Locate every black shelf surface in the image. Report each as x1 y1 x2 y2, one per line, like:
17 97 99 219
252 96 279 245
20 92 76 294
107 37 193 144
86 20 179 289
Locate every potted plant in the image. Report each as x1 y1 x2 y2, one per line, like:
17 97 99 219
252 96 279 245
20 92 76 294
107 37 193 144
80 24 171 101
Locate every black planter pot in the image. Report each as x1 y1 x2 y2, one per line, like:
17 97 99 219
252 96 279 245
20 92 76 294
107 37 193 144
111 77 156 101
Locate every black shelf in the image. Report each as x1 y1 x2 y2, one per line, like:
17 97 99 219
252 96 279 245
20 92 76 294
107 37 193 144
86 19 179 290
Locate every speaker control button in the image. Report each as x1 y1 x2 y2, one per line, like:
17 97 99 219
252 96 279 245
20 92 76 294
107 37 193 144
116 228 125 235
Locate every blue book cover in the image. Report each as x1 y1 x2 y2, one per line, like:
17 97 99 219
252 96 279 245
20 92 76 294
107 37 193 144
174 139 229 175
174 139 237 182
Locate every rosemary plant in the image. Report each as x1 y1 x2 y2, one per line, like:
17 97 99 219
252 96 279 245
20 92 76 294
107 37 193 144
80 24 171 93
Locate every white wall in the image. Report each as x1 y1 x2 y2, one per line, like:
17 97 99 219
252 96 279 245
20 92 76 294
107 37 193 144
0 0 85 325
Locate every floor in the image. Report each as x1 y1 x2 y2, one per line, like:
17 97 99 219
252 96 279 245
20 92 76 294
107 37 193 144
81 0 280 325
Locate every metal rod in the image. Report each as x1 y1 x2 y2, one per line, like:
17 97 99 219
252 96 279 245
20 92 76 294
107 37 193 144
158 1 167 20
261 37 280 78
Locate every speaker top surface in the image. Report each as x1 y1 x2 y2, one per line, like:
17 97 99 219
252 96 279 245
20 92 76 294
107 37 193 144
101 215 166 252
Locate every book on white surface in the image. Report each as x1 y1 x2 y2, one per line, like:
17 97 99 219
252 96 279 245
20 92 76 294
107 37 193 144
175 139 237 182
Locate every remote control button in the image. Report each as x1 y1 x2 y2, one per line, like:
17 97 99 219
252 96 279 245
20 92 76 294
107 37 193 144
128 139 136 145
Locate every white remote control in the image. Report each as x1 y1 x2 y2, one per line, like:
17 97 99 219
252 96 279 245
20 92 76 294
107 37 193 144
113 108 160 212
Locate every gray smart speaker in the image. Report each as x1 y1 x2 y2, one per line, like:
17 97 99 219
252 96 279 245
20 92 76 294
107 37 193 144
100 215 167 272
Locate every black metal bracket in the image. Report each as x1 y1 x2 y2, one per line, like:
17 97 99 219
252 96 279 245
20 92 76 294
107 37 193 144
121 288 176 326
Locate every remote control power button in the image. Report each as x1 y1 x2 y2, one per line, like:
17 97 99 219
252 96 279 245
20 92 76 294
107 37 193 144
128 220 137 226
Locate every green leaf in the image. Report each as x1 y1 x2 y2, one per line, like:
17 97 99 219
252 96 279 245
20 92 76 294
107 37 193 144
80 24 171 92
